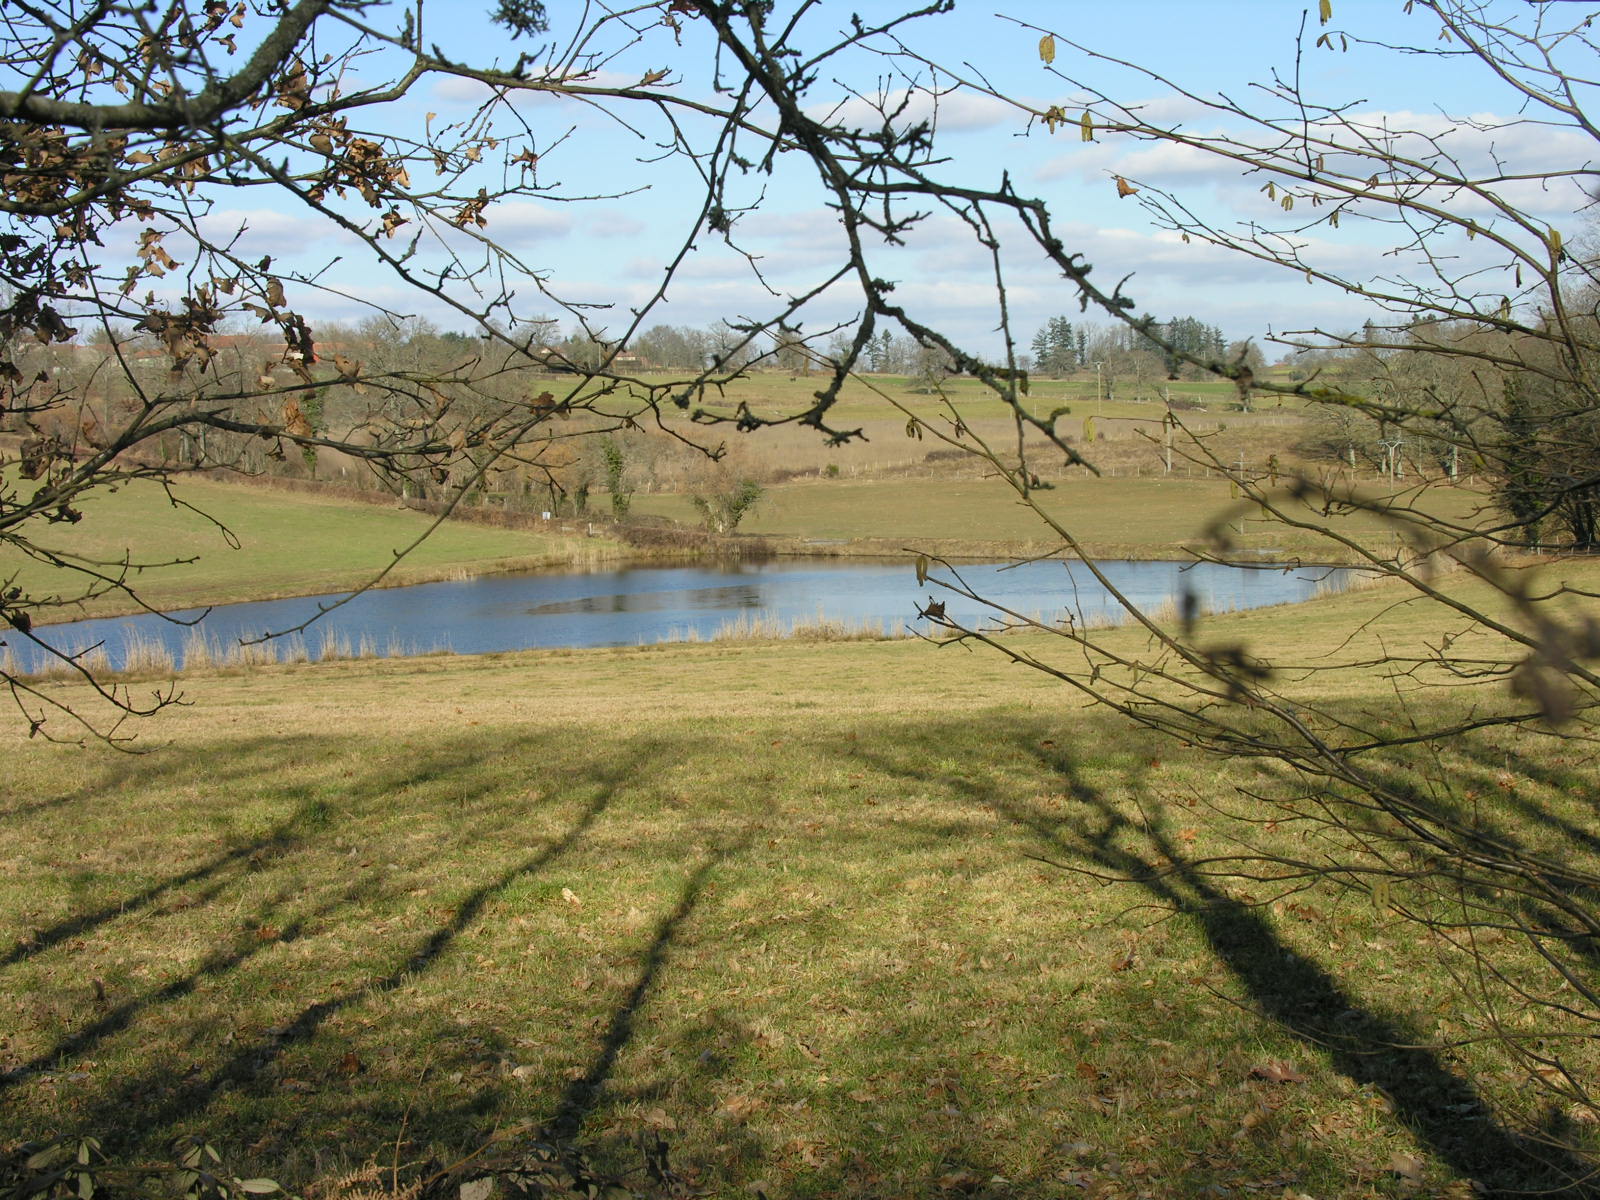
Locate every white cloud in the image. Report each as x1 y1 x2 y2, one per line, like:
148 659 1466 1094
484 200 574 241
195 207 356 252
1035 104 1596 215
429 74 499 108
1036 136 1235 185
736 208 857 255
809 86 1022 135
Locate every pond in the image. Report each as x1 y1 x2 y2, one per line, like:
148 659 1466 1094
7 557 1348 675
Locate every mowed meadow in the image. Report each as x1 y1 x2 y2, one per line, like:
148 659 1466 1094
625 371 1492 562
7 564 1600 1198
0 474 632 621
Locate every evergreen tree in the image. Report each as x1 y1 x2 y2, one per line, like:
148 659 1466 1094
869 329 896 373
1031 316 1078 376
1047 316 1075 374
1144 315 1229 377
1030 325 1051 372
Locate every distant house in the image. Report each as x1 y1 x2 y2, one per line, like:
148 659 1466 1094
528 346 576 373
527 346 651 374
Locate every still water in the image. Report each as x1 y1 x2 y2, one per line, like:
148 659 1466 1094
12 557 1345 673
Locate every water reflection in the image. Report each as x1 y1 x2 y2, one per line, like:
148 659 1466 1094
527 583 770 616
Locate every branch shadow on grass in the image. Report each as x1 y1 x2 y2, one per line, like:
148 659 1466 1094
1347 752 1600 989
0 758 150 821
17 702 1600 1195
852 719 1600 1196
550 839 742 1141
0 874 377 1089
0 734 446 972
0 820 305 971
2 729 662 1159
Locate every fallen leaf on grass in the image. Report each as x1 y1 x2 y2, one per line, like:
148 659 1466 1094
936 1168 983 1192
640 1106 676 1131
784 1138 826 1167
718 1094 764 1120
1249 1060 1307 1083
1235 1107 1271 1138
1389 1152 1426 1186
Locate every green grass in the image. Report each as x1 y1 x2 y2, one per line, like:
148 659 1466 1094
639 370 1305 478
2 476 626 620
637 472 1493 562
633 369 1280 427
5 570 1597 1198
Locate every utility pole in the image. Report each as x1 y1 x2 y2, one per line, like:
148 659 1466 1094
1236 452 1247 538
1094 360 1104 417
1379 436 1403 484
1163 386 1173 474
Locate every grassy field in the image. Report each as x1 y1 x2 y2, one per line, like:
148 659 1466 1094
639 369 1268 428
4 570 1597 1199
637 371 1307 482
1 477 627 621
623 369 1491 564
637 473 1494 564
5 376 1588 1197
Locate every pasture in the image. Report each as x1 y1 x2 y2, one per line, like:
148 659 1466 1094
4 569 1596 1198
0 476 627 621
4 388 1590 1198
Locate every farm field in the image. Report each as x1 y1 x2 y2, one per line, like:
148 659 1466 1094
0 476 629 622
629 370 1309 482
635 473 1493 563
629 369 1269 427
622 370 1491 563
4 568 1598 1198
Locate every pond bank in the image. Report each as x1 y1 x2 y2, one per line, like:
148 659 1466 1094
34 525 1361 628
13 556 1352 677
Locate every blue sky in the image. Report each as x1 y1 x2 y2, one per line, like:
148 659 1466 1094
188 1 1593 359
